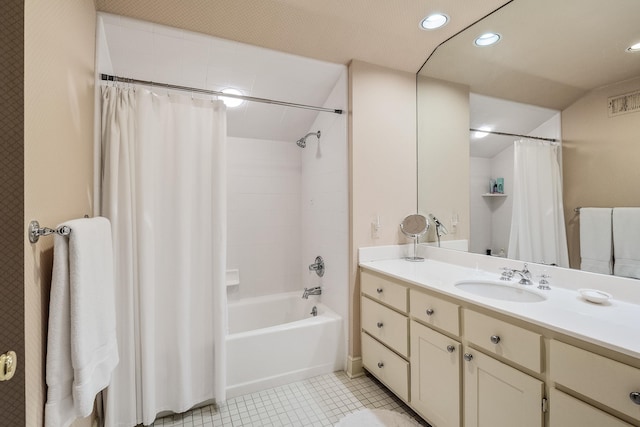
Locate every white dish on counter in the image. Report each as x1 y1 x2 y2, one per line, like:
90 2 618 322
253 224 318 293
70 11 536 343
578 289 612 304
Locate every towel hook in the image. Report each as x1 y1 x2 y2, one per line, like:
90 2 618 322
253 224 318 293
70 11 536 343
28 220 71 243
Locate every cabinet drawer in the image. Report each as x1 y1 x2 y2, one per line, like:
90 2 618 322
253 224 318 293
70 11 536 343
549 388 633 427
550 340 640 422
361 269 408 313
362 332 409 402
410 289 460 336
361 296 408 357
463 309 542 373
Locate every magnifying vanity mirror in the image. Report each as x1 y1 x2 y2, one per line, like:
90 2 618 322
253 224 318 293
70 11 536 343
417 0 640 273
400 214 429 262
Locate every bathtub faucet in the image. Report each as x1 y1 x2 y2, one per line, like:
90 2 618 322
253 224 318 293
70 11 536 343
302 286 322 299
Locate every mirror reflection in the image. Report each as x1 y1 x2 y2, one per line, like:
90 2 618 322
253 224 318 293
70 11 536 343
417 0 640 277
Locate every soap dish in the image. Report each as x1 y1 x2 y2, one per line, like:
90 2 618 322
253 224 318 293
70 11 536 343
578 289 612 304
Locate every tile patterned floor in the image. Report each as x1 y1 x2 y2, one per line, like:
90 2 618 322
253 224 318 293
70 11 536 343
151 371 430 427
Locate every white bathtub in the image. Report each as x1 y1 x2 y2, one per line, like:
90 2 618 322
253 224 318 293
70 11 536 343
226 291 344 398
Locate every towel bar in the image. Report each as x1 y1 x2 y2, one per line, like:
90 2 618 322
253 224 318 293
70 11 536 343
28 220 71 243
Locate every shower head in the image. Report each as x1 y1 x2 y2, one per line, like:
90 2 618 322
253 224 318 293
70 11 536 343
296 130 321 148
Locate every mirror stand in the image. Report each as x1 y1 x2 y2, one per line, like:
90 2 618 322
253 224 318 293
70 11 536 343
400 214 429 262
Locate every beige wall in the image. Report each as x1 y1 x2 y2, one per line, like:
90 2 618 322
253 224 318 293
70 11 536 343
24 0 96 425
562 77 640 269
417 75 470 242
349 60 417 359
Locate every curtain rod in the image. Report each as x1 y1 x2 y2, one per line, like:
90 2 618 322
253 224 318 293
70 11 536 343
100 74 344 115
470 128 558 143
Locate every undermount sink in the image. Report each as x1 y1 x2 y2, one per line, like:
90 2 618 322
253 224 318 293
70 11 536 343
454 280 546 303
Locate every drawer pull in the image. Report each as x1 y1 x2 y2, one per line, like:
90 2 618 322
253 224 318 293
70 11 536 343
376 287 383 293
376 322 384 328
377 362 384 368
463 353 473 362
490 335 501 344
426 308 435 316
446 345 455 353
631 392 640 405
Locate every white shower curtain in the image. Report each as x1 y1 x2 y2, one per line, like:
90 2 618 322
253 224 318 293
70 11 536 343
100 86 227 426
508 139 569 267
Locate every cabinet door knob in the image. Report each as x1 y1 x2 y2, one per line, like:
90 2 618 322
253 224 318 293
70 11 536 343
376 287 383 293
426 308 435 316
446 345 455 353
490 335 501 344
377 362 384 368
631 392 640 405
376 322 384 328
463 353 473 362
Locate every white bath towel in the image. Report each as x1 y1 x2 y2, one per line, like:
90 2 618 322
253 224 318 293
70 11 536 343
579 208 613 274
613 207 640 279
45 217 119 427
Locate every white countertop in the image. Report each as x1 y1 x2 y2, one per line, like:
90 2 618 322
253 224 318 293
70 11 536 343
360 256 640 360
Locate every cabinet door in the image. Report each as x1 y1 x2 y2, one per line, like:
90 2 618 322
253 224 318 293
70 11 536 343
410 321 461 427
463 349 543 427
549 388 633 427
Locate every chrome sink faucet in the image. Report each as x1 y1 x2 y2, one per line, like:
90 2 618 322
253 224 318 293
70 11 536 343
302 286 322 299
514 263 533 285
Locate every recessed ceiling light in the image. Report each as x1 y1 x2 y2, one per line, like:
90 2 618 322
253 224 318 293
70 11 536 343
626 41 640 52
474 32 501 47
420 13 449 30
219 88 244 108
473 126 492 139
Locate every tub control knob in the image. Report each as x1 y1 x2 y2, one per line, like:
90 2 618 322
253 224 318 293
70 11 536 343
376 288 383 294
446 345 455 353
376 322 384 328
490 335 501 344
630 392 640 405
463 353 473 362
426 308 435 316
377 362 384 369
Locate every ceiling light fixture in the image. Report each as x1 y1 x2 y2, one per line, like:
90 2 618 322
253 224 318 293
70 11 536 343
219 88 244 108
473 126 492 139
626 41 640 52
474 32 501 47
420 13 449 30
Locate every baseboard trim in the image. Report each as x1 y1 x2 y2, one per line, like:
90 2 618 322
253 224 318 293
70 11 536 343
346 356 364 378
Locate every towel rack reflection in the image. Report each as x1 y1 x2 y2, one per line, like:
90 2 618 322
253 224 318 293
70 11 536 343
28 220 71 243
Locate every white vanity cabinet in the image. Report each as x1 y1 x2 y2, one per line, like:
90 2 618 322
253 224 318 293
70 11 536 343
410 320 461 427
359 266 640 427
549 340 640 425
462 308 544 427
360 270 410 401
462 348 543 427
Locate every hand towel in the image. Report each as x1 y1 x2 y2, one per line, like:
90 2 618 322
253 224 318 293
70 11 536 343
613 207 640 279
579 208 613 274
45 217 119 427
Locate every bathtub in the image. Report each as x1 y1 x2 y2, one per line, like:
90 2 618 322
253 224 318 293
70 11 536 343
226 291 344 398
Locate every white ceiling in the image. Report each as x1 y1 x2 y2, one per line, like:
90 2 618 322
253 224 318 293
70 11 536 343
469 94 558 158
420 0 640 110
99 13 347 142
95 0 509 74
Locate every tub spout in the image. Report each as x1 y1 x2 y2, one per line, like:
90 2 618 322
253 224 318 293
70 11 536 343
302 286 322 299
310 306 318 316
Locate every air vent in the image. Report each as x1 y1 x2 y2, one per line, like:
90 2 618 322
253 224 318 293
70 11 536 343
608 90 640 117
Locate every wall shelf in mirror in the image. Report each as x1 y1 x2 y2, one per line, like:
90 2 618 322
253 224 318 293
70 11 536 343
482 193 507 197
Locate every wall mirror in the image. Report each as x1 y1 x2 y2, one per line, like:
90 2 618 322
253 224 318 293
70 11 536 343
417 0 640 272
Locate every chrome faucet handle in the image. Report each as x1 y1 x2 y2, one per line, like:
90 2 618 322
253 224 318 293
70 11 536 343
537 274 551 290
500 267 514 281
